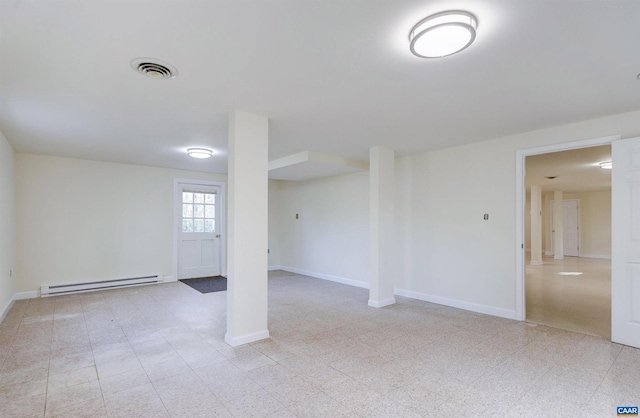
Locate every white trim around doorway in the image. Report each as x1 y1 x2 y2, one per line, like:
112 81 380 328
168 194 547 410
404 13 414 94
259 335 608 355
515 134 618 321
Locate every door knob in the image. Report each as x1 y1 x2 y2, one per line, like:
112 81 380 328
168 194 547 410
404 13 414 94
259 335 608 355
215 234 220 238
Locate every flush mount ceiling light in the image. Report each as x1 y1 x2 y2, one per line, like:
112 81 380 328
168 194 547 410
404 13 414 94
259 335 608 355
599 161 612 169
187 148 213 159
130 57 178 79
409 10 477 58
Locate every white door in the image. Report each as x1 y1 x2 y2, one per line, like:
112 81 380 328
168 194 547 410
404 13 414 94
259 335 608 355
563 200 579 257
179 186 221 279
612 137 640 348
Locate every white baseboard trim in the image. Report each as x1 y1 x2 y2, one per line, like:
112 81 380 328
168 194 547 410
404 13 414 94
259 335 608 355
580 254 611 260
163 275 177 283
224 330 270 347
14 290 38 300
279 266 369 289
530 260 543 265
368 298 396 308
268 265 282 271
270 265 517 321
0 298 14 324
394 288 518 320
1 290 39 322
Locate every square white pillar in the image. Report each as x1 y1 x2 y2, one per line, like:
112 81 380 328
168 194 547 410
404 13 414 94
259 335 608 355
369 146 396 308
225 111 269 347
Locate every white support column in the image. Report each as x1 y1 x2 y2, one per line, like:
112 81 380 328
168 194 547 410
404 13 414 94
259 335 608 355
530 185 543 265
553 190 564 259
225 111 269 347
368 146 396 308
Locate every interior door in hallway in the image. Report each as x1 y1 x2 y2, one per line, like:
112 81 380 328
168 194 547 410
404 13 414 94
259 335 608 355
179 186 221 279
612 136 640 348
550 199 580 257
563 200 579 256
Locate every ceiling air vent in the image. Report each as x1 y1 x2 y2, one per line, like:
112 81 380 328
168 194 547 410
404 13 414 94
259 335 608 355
130 58 178 79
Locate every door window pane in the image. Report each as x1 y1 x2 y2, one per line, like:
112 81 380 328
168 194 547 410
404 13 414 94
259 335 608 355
182 190 216 233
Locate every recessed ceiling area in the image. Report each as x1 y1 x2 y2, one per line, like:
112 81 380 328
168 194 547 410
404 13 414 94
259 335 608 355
269 151 368 181
525 145 612 193
1 1 640 176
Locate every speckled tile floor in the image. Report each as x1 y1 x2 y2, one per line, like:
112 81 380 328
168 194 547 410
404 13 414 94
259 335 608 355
0 270 636 417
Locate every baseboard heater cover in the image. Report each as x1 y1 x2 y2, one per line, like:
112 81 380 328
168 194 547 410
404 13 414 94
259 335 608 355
41 275 163 297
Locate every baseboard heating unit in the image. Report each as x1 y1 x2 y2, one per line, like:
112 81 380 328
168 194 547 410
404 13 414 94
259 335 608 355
41 275 163 297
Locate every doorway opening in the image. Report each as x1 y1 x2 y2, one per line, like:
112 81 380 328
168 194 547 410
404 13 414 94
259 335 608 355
524 145 612 337
173 179 226 280
515 135 617 338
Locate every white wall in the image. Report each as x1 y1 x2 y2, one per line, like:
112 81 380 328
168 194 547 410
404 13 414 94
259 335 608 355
268 179 281 268
394 110 640 315
0 131 16 314
276 172 369 285
16 154 226 292
565 191 611 257
275 109 640 318
394 142 515 313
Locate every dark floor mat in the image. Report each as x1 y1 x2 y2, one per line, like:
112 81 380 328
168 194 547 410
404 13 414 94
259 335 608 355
179 276 227 293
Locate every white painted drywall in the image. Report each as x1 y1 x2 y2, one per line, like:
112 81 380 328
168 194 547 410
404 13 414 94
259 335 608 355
276 172 369 285
275 109 640 317
0 131 16 313
393 110 640 313
16 154 226 292
268 179 281 268
394 141 516 311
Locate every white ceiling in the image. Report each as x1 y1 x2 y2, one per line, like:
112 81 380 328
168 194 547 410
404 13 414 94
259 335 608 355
525 145 611 193
1 1 639 176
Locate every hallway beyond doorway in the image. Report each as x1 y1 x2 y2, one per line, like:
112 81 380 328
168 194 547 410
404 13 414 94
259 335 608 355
526 256 611 338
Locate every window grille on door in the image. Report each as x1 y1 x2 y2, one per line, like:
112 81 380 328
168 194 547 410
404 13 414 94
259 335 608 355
182 191 216 233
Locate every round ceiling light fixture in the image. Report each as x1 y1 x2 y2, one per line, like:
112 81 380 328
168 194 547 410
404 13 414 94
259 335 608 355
409 10 477 58
131 58 178 79
599 161 612 170
187 148 213 159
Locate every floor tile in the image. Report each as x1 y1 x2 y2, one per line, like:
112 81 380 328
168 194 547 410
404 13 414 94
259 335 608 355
0 271 636 418
103 382 169 417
